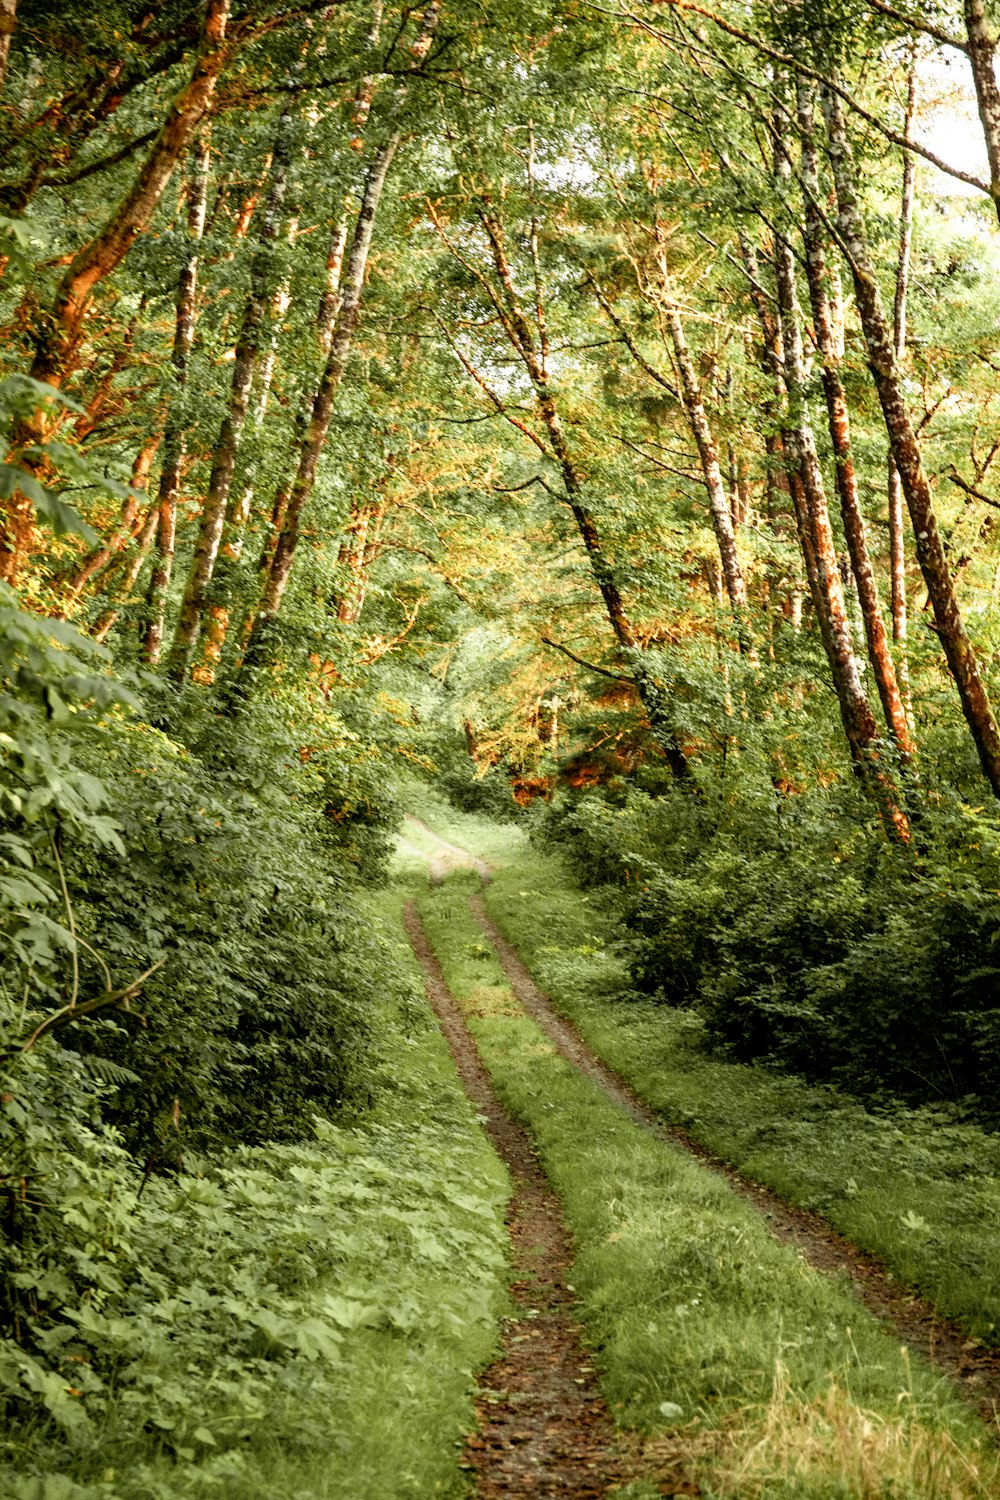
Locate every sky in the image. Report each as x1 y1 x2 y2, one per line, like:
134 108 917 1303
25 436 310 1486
917 50 990 197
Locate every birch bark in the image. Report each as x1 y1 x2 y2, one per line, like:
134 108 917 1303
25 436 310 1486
824 83 1000 798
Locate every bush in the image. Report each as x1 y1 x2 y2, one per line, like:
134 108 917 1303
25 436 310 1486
0 594 408 1425
541 781 1000 1119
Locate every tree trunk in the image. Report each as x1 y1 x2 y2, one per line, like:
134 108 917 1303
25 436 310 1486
144 131 211 665
29 0 229 393
252 215 349 601
824 82 1000 798
664 304 749 617
198 210 304 675
242 133 401 663
771 184 887 783
92 505 159 643
889 54 918 722
0 0 230 585
796 80 914 762
166 111 295 683
964 0 1000 217
335 498 388 624
61 430 161 607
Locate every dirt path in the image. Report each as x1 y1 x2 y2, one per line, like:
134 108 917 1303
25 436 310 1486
402 901 677 1498
403 814 492 884
465 892 1000 1423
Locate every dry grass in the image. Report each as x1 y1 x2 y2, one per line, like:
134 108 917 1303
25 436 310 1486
466 982 522 1017
701 1364 998 1499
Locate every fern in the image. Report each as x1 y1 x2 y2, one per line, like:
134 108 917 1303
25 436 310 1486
77 1053 142 1088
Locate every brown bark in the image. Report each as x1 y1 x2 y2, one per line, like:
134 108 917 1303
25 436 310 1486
738 237 810 634
144 131 211 665
335 496 389 624
199 208 304 675
0 0 17 96
0 0 231 585
771 174 886 782
243 132 402 660
889 55 918 721
91 506 160 644
824 83 1000 798
964 0 1000 218
29 0 229 393
61 430 161 608
1 24 193 216
664 303 749 616
796 80 914 763
251 215 349 606
166 111 295 683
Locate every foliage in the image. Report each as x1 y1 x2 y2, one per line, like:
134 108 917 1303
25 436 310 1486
1 990 509 1499
0 589 411 1470
529 780 1000 1115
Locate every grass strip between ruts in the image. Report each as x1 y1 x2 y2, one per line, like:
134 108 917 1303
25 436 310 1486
416 866 997 1498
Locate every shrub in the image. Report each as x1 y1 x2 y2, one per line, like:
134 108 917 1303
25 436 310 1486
541 780 1000 1119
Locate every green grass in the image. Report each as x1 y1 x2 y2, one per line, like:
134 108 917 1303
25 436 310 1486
415 874 997 1497
4 880 510 1500
416 876 1000 1494
404 795 1000 1349
400 778 528 869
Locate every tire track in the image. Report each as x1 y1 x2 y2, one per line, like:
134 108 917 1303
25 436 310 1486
466 890 1000 1424
402 901 669 1497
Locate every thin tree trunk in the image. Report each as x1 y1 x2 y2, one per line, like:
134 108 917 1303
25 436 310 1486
144 131 211 665
824 83 1000 798
738 236 811 638
198 211 302 675
252 215 349 600
664 303 749 616
166 111 295 683
796 80 914 762
242 133 401 661
61 430 160 607
771 175 886 782
889 53 918 720
92 506 159 643
335 498 388 624
0 0 17 96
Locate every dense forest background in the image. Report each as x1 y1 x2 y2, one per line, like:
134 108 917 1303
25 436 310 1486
6 0 1000 1488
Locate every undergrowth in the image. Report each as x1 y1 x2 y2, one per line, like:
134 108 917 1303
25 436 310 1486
2 881 510 1499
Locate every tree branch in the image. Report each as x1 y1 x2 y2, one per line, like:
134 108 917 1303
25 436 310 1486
608 0 991 197
541 635 631 681
17 959 166 1055
945 471 1000 509
494 474 566 499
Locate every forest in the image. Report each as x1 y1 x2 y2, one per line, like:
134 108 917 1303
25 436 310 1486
6 0 1000 1495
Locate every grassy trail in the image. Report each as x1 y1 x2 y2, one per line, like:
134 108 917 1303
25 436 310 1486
403 898 654 1496
399 795 1000 1497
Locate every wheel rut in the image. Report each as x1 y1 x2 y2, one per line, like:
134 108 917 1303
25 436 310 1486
465 892 1000 1424
402 901 676 1497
